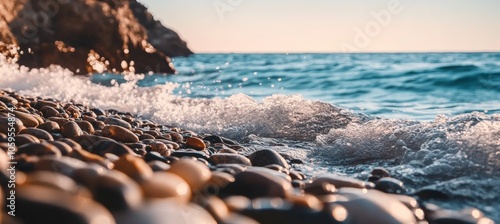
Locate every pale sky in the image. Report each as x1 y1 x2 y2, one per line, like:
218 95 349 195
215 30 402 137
141 0 500 53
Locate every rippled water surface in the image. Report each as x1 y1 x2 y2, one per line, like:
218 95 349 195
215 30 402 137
93 53 500 120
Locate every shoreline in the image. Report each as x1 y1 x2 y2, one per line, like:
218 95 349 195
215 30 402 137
0 89 496 223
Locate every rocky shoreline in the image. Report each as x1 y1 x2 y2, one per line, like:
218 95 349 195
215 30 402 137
0 0 192 75
0 90 495 223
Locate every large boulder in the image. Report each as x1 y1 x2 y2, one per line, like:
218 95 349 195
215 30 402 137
0 0 192 74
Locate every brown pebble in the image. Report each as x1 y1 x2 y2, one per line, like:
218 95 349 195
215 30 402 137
139 172 191 201
17 142 62 157
149 142 171 156
102 125 139 143
72 147 114 169
0 95 18 105
147 160 171 172
247 149 290 169
75 120 95 134
90 139 136 156
114 154 153 181
40 106 60 118
93 170 143 211
207 171 235 189
311 174 367 189
169 132 184 143
61 121 84 138
12 110 39 127
221 169 293 199
20 127 54 141
46 141 74 156
210 153 252 166
35 156 87 176
16 185 115 224
0 117 25 134
167 158 212 192
103 117 132 129
47 117 71 127
186 137 206 151
14 134 41 145
38 121 61 133
33 100 60 110
23 171 79 193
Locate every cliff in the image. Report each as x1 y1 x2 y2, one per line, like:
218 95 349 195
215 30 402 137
0 0 192 74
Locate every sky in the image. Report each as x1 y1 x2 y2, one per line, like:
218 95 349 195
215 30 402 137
141 0 500 53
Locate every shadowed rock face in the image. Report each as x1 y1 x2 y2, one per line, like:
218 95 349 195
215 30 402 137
0 0 192 74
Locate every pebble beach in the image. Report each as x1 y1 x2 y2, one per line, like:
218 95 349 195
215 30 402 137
0 90 495 224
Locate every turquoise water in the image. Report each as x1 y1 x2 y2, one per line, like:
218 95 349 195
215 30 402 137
91 53 500 120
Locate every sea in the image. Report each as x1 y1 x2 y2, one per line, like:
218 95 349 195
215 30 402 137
1 52 500 221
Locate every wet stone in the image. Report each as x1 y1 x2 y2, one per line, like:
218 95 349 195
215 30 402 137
311 174 367 189
20 127 54 141
61 121 84 138
149 142 171 156
102 125 139 143
92 170 143 211
33 100 60 110
114 154 154 181
75 120 95 134
167 158 212 192
221 169 293 199
371 167 390 178
40 106 60 118
46 141 74 156
209 153 252 166
203 135 224 144
171 150 209 160
90 139 136 156
17 142 62 157
0 95 18 105
139 172 191 201
35 156 87 176
0 117 24 134
15 134 41 145
374 177 407 194
113 200 217 224
248 149 290 169
15 185 115 224
103 117 132 129
38 121 61 133
186 137 206 151
12 110 39 127
147 160 170 172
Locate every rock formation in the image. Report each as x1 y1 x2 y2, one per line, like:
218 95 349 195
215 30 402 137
0 0 192 74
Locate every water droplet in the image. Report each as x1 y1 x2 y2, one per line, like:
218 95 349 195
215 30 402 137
242 77 248 82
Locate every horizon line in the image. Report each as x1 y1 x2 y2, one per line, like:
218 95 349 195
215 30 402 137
188 50 500 55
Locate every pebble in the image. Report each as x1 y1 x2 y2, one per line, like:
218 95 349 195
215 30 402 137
311 174 367 189
90 139 136 156
167 158 212 192
247 149 290 169
34 156 87 176
19 127 54 141
102 125 139 143
114 154 154 181
0 95 18 105
139 172 191 201
147 160 170 172
221 169 293 199
38 121 61 133
76 120 95 134
149 142 171 156
92 170 143 211
171 150 210 160
40 106 60 118
337 188 417 224
113 200 217 224
61 121 84 138
186 137 206 151
15 185 115 224
14 134 41 145
46 141 74 156
17 142 62 157
374 177 407 194
209 153 252 166
0 117 24 134
12 110 39 127
103 117 132 129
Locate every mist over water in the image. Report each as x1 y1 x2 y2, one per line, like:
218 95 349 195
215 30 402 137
2 53 500 221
